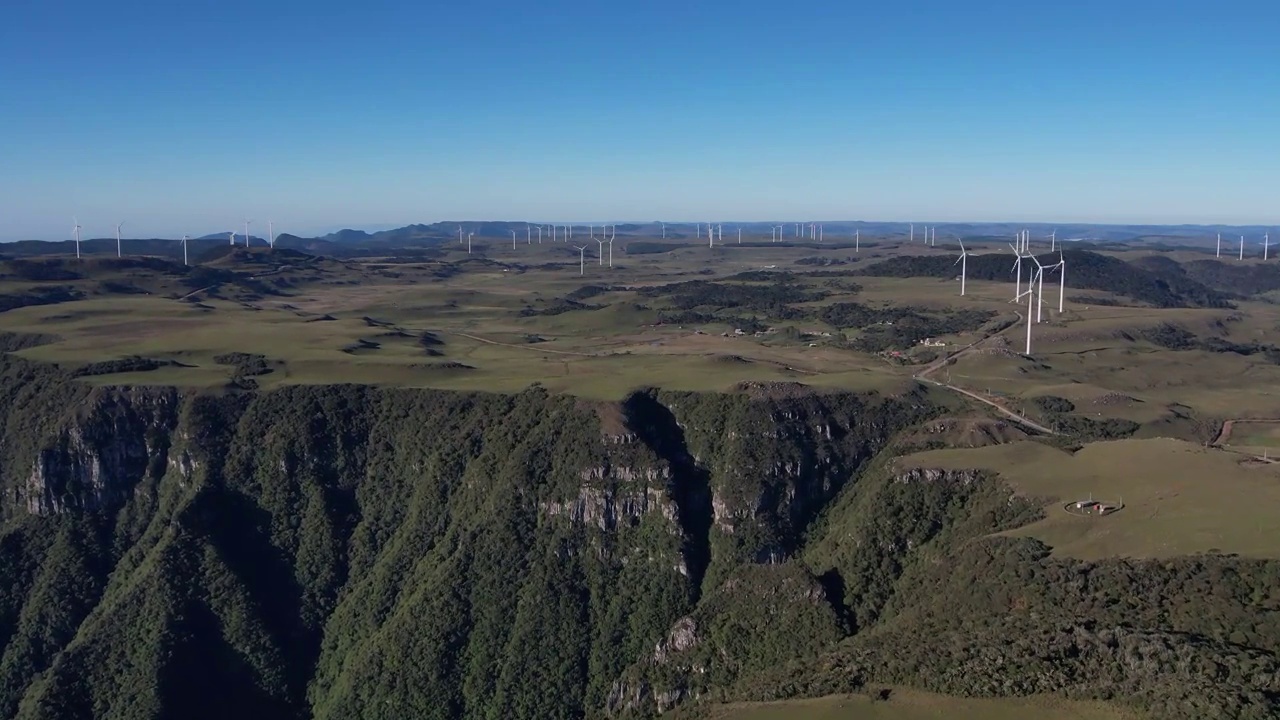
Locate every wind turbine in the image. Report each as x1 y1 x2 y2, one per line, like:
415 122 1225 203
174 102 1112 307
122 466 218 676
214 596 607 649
1265 233 1271 261
717 223 723 244
573 245 587 275
595 235 607 265
1010 242 1023 300
930 226 935 247
267 220 274 249
1216 232 1222 258
181 234 189 266
661 222 666 239
1047 251 1066 313
1019 276 1036 355
607 232 615 267
244 219 252 247
696 223 701 239
910 223 914 243
116 222 124 257
467 232 474 254
955 238 968 296
527 225 531 244
511 230 517 249
72 217 81 259
1029 253 1046 323
708 224 714 248
228 231 235 246
458 225 463 243
1049 229 1057 253
819 224 823 242
738 227 742 244
537 225 543 243
1240 235 1245 261
855 229 860 252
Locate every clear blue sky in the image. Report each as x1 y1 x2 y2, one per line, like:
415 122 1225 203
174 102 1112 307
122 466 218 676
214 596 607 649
2 0 1278 240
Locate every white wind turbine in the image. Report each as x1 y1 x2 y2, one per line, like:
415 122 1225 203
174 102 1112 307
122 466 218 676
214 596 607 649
573 245 587 275
467 232 474 255
1047 250 1066 313
267 220 275 249
595 235 607 265
1265 233 1271 261
526 225 532 244
738 227 742 244
72 217 81 259
954 238 968 296
771 226 777 242
1239 234 1245 261
854 228 860 252
458 225 463 243
1018 273 1037 355
537 225 543 243
228 231 235 246
1216 232 1222 258
1049 229 1057 253
910 223 914 243
1010 241 1023 300
930 226 935 247
661 222 666 238
511 230 517 249
244 219 252 247
181 234 189 266
607 227 616 267
1029 253 1046 323
116 221 124 257
717 223 722 244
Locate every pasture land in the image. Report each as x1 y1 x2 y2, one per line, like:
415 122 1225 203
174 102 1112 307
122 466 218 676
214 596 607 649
898 437 1280 560
693 689 1143 720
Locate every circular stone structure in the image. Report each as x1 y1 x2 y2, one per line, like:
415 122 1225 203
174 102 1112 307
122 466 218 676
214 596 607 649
1062 499 1124 517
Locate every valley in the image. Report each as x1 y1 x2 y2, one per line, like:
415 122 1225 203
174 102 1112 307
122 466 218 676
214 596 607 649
0 231 1275 719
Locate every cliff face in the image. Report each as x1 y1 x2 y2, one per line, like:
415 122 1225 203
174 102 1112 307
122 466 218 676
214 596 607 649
23 387 181 515
0 357 929 720
1 355 1276 720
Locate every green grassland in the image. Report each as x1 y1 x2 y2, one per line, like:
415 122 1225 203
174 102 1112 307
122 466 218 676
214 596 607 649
696 689 1144 720
898 437 1280 560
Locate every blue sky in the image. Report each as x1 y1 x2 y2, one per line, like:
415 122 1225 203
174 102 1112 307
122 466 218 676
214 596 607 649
2 0 1278 240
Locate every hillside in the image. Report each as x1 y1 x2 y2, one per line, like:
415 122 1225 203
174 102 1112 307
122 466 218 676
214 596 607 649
0 351 1272 719
859 250 1234 309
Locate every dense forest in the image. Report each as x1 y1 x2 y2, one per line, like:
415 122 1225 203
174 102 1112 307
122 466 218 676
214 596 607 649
0 353 1274 719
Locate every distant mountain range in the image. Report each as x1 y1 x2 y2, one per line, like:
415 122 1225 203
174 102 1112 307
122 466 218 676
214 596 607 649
2 221 1274 261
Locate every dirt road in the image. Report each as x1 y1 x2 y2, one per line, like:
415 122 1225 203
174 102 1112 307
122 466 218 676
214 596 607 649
914 314 1056 436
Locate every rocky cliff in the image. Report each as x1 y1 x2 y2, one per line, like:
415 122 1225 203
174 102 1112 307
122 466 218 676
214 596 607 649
0 354 1275 720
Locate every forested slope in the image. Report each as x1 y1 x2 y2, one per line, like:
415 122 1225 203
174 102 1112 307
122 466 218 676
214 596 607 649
0 354 1275 719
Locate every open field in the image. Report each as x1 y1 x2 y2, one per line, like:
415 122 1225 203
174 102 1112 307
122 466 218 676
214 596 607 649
898 437 1280 560
694 689 1143 720
5 236 1280 418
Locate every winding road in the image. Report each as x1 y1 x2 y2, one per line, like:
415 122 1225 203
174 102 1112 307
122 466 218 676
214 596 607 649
913 313 1057 436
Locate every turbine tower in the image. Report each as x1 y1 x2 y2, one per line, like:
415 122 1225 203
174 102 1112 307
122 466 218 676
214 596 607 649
116 222 124 257
910 223 914 243
573 245 587 275
595 235 607 265
1010 242 1023 300
855 228 860 252
1240 235 1245 261
72 217 81 260
244 219 252 247
1216 232 1222 258
955 239 968 296
267 220 275 249
181 234 189 266
467 232 474 254
511 230 517 249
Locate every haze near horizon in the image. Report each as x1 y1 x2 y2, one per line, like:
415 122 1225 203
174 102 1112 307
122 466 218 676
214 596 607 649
2 0 1278 241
